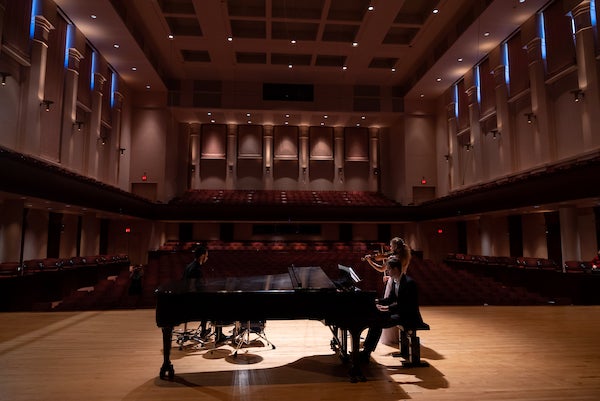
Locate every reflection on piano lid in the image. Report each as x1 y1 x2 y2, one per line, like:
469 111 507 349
157 266 338 294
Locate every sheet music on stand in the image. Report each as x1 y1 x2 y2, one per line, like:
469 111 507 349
336 264 361 291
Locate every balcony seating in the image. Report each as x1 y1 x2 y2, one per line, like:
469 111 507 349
169 189 398 208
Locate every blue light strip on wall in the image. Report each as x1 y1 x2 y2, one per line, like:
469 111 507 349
453 84 459 118
90 52 97 90
591 0 597 28
30 0 40 39
503 42 510 87
64 24 74 68
111 71 117 108
475 65 481 105
539 13 547 61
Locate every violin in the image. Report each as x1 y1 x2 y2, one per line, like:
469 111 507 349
361 251 393 262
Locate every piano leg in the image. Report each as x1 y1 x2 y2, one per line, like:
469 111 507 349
349 327 367 383
160 326 175 380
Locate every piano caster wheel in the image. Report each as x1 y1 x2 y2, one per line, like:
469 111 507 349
159 364 174 380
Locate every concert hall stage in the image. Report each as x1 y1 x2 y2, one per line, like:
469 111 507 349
1 306 599 401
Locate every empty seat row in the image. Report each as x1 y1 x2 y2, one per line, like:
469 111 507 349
169 189 398 207
0 254 130 277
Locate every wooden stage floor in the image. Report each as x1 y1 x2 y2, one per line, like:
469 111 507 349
1 306 599 401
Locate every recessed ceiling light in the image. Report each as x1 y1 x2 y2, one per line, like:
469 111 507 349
288 64 293 68
210 119 215 123
131 67 137 71
391 67 396 72
457 57 463 62
361 116 366 120
227 36 233 42
484 32 490 37
356 123 360 127
436 78 442 82
113 43 120 48
246 113 251 117
207 112 212 116
433 9 439 14
168 34 174 40
323 115 328 119
352 42 358 47
320 122 324 126
247 121 251 124
420 94 425 98
342 66 347 70
90 14 97 19
146 84 151 89
368 5 374 11
285 114 290 118
291 39 296 44
285 121 289 125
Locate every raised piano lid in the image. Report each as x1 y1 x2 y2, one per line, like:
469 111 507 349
155 266 336 294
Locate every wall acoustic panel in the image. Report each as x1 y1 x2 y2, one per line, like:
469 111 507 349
238 124 263 159
201 124 226 159
309 126 333 160
274 125 298 160
344 127 369 161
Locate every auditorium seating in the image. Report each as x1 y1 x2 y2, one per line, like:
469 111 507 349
444 253 600 304
0 254 130 311
23 245 597 311
169 189 399 208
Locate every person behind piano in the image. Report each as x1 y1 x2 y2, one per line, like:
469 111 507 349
183 245 211 338
360 254 426 362
365 237 410 345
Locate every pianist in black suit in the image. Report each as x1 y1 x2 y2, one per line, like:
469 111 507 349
183 245 211 338
360 254 426 362
183 245 209 281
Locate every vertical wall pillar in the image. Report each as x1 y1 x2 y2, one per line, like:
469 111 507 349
466 86 483 182
369 127 379 191
446 102 458 190
20 16 54 155
263 125 273 190
80 212 99 257
559 207 581 263
226 124 237 190
87 72 106 178
492 64 517 173
334 127 344 190
189 123 201 190
111 92 124 186
59 48 83 166
525 36 556 164
0 199 25 263
570 1 600 149
299 125 309 188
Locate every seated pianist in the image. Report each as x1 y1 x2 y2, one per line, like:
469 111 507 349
360 255 428 362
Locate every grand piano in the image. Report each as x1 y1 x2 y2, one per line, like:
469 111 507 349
155 265 379 382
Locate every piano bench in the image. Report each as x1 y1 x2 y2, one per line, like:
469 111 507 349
393 323 430 367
